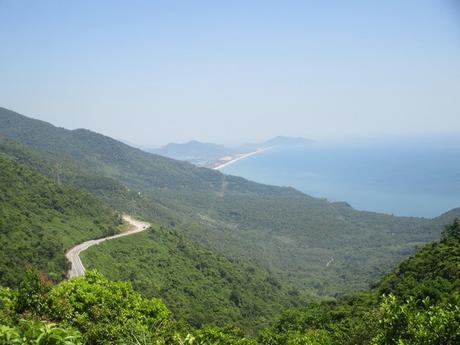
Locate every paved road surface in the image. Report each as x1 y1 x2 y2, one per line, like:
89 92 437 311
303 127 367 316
65 215 150 278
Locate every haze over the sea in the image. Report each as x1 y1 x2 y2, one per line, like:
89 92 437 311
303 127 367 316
1 1 459 146
222 137 460 218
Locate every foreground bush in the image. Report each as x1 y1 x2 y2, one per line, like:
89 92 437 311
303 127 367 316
2 218 460 345
48 271 171 344
372 294 460 345
0 320 82 345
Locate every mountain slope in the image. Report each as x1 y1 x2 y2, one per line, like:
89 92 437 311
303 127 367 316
0 154 120 285
0 139 307 331
1 106 459 296
262 220 460 344
377 218 460 302
80 225 308 331
2 220 458 344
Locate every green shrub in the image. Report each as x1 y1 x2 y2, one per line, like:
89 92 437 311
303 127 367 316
372 294 460 345
48 271 171 344
0 320 82 345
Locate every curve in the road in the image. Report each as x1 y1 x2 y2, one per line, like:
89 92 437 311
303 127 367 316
65 215 150 278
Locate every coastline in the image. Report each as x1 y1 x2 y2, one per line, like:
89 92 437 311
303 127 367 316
212 146 273 170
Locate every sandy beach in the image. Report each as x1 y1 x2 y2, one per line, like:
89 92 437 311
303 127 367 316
212 147 272 170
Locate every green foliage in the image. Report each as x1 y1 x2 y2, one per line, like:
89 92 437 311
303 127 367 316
0 286 16 325
0 154 120 286
48 271 171 344
442 218 460 241
372 294 460 345
1 282 82 344
0 320 82 345
185 326 259 345
80 227 308 331
260 221 460 345
257 301 371 345
16 270 51 315
1 107 457 298
1 108 460 343
1 219 460 345
1 271 177 344
378 219 460 303
272 304 334 333
259 328 334 345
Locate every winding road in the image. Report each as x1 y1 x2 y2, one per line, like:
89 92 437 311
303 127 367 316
65 215 150 278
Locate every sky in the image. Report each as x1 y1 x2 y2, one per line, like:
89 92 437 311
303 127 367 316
1 0 459 146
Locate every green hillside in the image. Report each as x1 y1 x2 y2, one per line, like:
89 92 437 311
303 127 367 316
1 221 458 344
260 220 460 344
0 137 305 332
80 225 308 331
0 154 120 286
377 218 460 302
0 108 458 343
1 106 458 297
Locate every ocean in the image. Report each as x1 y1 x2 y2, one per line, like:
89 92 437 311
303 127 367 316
221 141 460 218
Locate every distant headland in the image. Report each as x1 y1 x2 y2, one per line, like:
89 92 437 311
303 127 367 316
146 136 313 168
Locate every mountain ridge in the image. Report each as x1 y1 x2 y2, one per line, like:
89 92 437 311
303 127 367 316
1 106 459 297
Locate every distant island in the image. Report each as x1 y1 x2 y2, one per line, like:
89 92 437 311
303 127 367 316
147 136 313 169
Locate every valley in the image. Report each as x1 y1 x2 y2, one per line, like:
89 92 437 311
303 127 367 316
1 2 459 342
0 107 458 343
1 107 458 297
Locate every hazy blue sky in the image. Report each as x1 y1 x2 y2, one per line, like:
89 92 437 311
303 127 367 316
1 1 459 146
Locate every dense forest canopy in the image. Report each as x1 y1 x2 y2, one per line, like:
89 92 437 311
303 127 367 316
0 154 120 286
0 108 459 343
1 221 458 344
1 107 459 297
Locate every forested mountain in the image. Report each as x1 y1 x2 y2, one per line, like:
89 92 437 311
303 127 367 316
261 220 460 344
0 135 302 331
1 221 458 344
0 107 458 343
81 227 308 331
1 106 459 298
0 153 120 286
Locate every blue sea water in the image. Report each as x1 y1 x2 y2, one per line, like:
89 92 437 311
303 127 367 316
222 142 460 218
